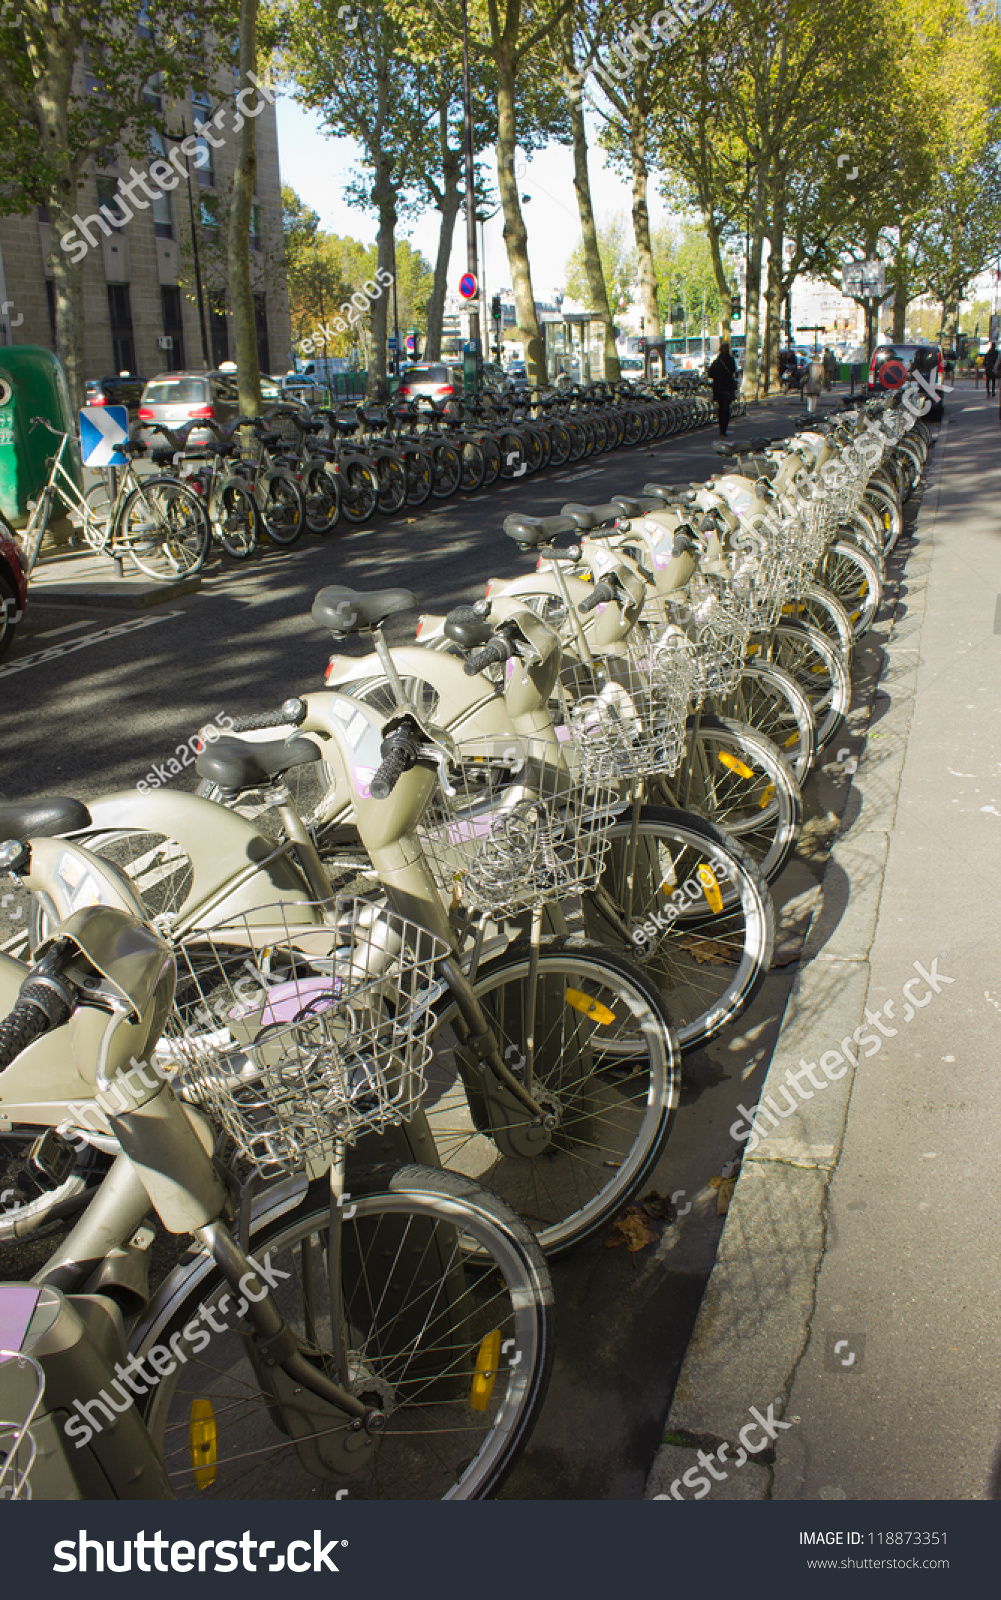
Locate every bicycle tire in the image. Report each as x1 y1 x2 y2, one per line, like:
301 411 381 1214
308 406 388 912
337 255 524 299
212 475 260 557
714 660 816 784
340 459 379 523
402 446 434 507
375 454 407 515
782 583 854 667
478 434 502 487
759 619 851 752
459 438 487 492
583 804 774 1052
300 462 340 535
258 466 305 546
428 937 680 1257
119 477 209 580
820 539 882 640
432 442 461 498
665 713 801 884
136 1163 554 1501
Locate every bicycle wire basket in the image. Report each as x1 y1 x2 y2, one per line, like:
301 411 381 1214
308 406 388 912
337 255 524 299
153 899 447 1181
416 734 618 917
552 637 693 783
0 1351 44 1501
661 574 751 698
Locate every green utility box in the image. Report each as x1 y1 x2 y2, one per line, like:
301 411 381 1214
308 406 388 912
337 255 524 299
0 345 82 532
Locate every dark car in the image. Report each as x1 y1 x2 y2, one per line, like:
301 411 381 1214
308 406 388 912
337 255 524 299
85 373 146 415
867 342 944 420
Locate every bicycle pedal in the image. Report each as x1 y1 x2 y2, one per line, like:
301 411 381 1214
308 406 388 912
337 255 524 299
28 1127 78 1188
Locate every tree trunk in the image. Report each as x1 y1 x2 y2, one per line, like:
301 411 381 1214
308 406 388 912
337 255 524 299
703 207 733 333
741 161 768 397
45 196 86 413
629 107 660 341
370 153 395 401
425 168 461 362
496 53 544 384
890 236 910 342
763 170 786 395
229 0 262 418
570 96 619 381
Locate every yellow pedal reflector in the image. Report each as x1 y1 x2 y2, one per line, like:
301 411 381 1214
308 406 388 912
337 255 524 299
471 1329 502 1411
698 864 723 913
189 1398 218 1489
783 732 800 748
566 988 617 1025
717 751 754 779
759 784 776 808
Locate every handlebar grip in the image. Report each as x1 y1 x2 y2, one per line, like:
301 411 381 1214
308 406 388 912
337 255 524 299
370 732 419 800
578 580 617 615
0 968 75 1073
224 698 307 733
0 995 54 1072
463 638 512 676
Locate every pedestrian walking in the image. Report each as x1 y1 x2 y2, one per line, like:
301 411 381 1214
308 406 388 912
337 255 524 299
985 341 998 398
709 339 738 436
804 355 823 413
822 346 838 390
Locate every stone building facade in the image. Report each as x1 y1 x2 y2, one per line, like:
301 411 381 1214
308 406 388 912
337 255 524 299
0 73 292 382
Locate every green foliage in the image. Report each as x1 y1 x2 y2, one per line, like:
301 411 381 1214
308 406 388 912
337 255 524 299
564 214 636 309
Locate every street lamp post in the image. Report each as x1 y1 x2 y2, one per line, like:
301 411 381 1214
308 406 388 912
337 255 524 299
460 0 480 362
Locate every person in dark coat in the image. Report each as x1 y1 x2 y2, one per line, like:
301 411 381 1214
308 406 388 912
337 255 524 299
709 340 738 435
984 341 998 398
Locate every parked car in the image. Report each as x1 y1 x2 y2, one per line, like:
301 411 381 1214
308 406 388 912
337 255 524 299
138 370 300 449
504 361 529 390
85 373 146 416
397 363 456 402
0 514 26 661
867 341 944 419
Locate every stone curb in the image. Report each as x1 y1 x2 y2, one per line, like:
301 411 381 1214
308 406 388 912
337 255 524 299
644 422 946 1499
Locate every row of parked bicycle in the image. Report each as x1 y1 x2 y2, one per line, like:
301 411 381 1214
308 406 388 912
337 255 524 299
30 376 728 585
0 388 927 1503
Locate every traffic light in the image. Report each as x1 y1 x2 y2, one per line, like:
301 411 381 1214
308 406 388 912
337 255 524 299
491 294 502 323
731 295 742 320
956 332 968 359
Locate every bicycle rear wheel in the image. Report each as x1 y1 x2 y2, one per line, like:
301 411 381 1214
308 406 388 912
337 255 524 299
212 475 260 557
258 467 305 546
119 477 209 579
137 1164 554 1500
665 714 802 884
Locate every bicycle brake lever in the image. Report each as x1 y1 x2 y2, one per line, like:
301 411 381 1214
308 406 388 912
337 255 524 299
415 740 457 798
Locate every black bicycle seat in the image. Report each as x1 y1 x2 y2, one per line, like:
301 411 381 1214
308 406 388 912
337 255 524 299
560 502 624 531
0 797 92 840
503 513 578 549
643 481 696 501
195 737 320 794
611 495 667 515
312 585 416 636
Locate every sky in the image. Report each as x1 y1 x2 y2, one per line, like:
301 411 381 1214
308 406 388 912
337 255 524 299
275 95 674 301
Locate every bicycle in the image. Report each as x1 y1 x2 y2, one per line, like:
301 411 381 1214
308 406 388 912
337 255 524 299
20 417 209 582
0 872 553 1500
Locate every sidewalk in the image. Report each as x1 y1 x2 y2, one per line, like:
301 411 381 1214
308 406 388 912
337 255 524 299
646 389 1001 1502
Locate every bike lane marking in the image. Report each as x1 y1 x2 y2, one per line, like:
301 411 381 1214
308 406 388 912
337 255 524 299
0 610 184 679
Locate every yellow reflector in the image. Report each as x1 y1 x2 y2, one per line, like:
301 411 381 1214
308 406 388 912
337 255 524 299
884 513 892 528
471 1329 502 1411
859 583 868 597
810 663 827 674
784 732 800 748
189 1398 218 1489
566 988 617 1025
759 784 776 808
747 644 759 656
698 864 723 913
718 751 754 779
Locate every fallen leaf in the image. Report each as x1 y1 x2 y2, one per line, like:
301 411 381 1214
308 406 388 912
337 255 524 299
606 1206 659 1253
640 1189 671 1220
677 935 736 964
708 1175 737 1215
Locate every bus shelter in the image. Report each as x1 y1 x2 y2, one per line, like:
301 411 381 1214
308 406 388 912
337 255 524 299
542 312 606 385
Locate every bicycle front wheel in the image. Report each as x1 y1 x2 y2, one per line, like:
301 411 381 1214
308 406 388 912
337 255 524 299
584 806 774 1052
429 938 681 1257
666 714 802 884
137 1164 553 1500
258 466 305 545
211 475 260 558
119 477 209 579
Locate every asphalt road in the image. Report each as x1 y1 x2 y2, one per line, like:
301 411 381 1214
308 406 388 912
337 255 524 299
1 392 864 1498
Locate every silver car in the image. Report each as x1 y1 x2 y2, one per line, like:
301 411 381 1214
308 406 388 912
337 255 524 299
396 363 457 403
137 371 292 450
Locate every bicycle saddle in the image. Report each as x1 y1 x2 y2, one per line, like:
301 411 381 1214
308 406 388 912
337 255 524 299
312 585 416 635
560 502 625 531
643 481 697 503
610 495 667 515
503 513 578 549
195 737 320 795
0 797 92 840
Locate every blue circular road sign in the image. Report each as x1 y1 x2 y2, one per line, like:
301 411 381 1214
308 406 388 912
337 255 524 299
459 273 478 300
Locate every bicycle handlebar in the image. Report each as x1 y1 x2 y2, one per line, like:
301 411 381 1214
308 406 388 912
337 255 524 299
0 941 76 1074
578 580 617 615
463 636 513 676
370 725 420 800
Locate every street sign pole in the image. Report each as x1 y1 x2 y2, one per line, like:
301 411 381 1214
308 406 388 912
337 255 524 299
460 0 481 386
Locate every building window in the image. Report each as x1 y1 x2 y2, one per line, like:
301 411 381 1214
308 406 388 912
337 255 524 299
254 292 270 373
107 283 136 373
96 176 128 231
142 71 163 111
194 137 215 187
46 280 56 345
209 290 228 368
160 285 185 372
152 190 173 239
250 202 263 252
